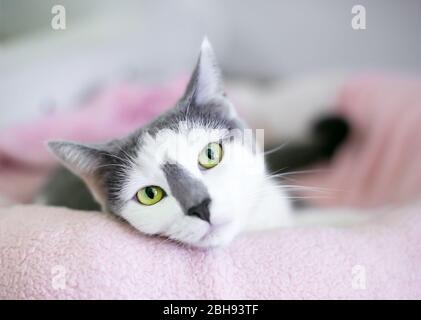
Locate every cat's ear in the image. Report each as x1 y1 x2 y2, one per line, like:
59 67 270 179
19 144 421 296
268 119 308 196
183 37 224 105
47 140 111 209
47 140 106 177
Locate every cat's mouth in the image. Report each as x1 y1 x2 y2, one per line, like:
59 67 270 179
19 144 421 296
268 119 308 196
199 225 223 240
195 222 235 247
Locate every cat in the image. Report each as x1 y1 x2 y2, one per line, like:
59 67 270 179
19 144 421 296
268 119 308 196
44 38 361 248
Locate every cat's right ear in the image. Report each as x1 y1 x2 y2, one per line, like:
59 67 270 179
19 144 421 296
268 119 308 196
47 140 112 209
47 140 106 177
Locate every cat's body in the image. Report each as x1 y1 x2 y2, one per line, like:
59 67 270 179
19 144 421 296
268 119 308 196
43 39 363 248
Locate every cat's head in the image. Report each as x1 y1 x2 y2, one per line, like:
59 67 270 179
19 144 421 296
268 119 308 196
48 39 267 247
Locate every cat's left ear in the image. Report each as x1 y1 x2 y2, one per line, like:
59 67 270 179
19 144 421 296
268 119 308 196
183 37 225 105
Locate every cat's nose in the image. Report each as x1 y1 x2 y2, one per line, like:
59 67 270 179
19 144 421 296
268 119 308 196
186 198 211 223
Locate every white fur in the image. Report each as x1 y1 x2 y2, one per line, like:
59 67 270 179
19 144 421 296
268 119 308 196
119 120 292 248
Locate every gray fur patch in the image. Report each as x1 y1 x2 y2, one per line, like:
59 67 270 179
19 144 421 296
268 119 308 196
162 162 210 214
142 97 245 138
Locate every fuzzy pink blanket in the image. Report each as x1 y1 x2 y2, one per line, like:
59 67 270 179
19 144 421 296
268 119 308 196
0 203 419 299
0 75 420 299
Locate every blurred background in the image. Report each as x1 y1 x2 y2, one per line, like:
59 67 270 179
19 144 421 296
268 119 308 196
1 0 421 129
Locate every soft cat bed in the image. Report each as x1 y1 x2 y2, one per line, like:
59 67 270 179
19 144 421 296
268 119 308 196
0 203 420 299
1 74 421 299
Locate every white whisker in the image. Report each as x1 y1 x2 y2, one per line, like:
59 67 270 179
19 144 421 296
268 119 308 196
263 142 289 155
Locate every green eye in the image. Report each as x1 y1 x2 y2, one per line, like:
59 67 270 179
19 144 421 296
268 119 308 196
198 143 223 169
136 186 165 206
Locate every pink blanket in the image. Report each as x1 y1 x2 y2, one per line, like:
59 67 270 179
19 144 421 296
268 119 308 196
0 204 419 299
0 75 420 299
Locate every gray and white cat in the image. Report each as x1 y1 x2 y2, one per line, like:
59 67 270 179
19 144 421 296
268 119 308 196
45 39 363 248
